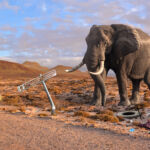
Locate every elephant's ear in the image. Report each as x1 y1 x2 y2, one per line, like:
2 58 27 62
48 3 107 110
111 24 140 58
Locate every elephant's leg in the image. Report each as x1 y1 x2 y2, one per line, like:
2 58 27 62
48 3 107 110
90 74 106 106
130 79 141 104
116 72 130 106
144 68 150 90
90 83 101 105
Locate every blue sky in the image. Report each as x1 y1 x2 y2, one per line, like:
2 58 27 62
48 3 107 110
0 0 149 67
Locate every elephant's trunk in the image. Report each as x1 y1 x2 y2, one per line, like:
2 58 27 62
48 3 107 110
85 51 106 106
91 74 106 106
65 61 84 72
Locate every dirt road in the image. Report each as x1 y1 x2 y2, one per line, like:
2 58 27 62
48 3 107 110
0 112 149 150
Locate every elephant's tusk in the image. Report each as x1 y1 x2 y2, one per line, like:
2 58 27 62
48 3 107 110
89 61 104 75
65 62 84 72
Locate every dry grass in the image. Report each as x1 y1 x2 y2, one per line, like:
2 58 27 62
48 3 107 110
74 111 91 118
117 116 124 121
0 107 6 111
75 116 86 122
8 109 20 113
0 95 3 101
90 109 119 123
72 90 83 94
132 121 141 126
2 95 22 106
75 117 96 127
135 101 150 109
144 91 150 101
38 113 49 117
90 114 119 123
19 106 26 112
73 109 119 123
144 97 150 101
97 110 114 116
53 86 62 94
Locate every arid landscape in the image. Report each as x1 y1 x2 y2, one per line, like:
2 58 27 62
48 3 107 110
0 60 150 150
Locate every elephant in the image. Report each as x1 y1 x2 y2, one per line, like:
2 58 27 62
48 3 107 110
66 24 150 106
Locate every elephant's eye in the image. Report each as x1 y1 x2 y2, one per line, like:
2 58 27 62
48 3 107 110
97 44 100 48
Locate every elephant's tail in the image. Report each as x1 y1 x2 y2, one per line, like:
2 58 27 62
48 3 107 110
65 61 84 73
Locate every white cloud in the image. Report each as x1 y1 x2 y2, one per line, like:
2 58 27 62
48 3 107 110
0 57 17 62
0 0 19 12
41 2 47 12
1 0 150 68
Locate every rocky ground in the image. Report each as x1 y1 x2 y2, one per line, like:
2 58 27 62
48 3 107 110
0 112 150 150
0 73 150 140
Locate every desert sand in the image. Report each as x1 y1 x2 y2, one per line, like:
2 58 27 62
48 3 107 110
0 60 150 150
0 112 150 150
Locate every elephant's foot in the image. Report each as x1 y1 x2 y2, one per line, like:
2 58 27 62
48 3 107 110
130 94 140 105
118 99 131 106
130 98 140 105
90 98 101 106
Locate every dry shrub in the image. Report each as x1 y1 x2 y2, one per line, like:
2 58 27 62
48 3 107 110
87 119 96 124
144 91 150 101
75 117 96 126
143 101 150 107
74 111 91 118
117 116 124 121
0 95 3 101
38 113 49 117
144 97 149 101
19 106 26 112
97 109 114 116
90 114 119 123
135 101 150 109
26 95 34 100
58 107 66 111
0 107 6 111
132 121 140 126
53 86 62 94
72 90 83 94
108 91 117 96
2 95 22 106
75 116 86 122
92 109 120 123
8 109 19 113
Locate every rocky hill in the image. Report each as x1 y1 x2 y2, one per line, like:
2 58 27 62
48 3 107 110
23 61 49 73
0 60 89 79
0 60 43 79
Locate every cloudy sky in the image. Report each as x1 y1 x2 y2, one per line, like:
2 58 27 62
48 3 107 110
0 0 150 68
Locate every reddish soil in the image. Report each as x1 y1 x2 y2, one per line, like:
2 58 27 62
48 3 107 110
0 60 150 149
0 112 150 150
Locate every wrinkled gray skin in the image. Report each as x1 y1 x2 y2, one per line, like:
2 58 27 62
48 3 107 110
69 24 150 106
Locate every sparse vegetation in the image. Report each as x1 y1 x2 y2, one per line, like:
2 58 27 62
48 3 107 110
90 114 119 123
19 106 26 112
132 121 141 126
0 63 150 138
38 113 49 117
117 116 124 121
74 111 91 118
97 109 114 116
135 101 150 109
2 95 22 106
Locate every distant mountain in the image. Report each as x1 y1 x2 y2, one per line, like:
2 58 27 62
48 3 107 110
0 60 89 79
23 61 49 73
0 60 43 79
